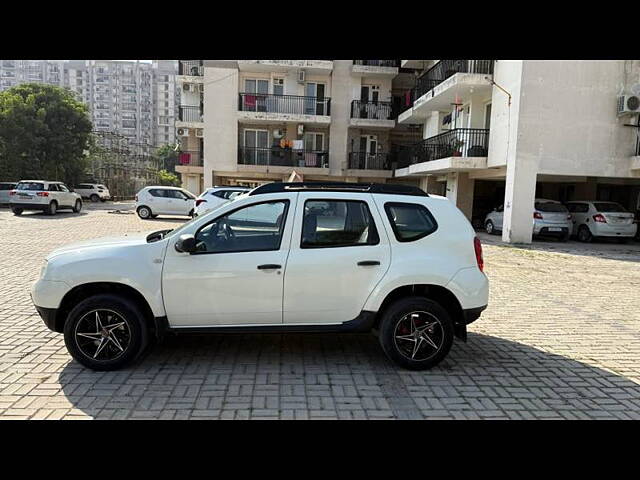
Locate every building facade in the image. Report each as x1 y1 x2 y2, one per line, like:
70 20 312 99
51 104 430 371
175 60 424 196
0 60 178 148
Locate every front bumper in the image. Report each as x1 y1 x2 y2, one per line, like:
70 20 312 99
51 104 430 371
34 304 59 331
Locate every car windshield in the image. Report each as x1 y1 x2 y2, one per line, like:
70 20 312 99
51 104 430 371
16 182 44 191
161 202 230 240
594 202 627 213
535 202 567 213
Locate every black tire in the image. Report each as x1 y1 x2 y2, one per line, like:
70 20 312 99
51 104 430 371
137 205 152 219
63 294 149 371
559 232 569 242
189 209 195 218
47 200 58 216
90 194 100 203
378 296 454 371
577 225 592 243
12 208 23 216
73 199 82 213
485 220 496 235
617 237 630 244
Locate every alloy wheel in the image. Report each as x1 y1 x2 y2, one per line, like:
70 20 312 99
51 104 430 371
393 311 444 361
74 310 131 362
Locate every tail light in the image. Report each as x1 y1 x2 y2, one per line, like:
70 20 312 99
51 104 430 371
473 236 484 273
195 199 207 207
36 192 49 197
593 214 607 223
9 190 16 196
533 212 543 220
567 214 572 220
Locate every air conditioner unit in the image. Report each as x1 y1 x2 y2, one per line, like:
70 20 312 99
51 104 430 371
273 129 284 139
297 69 305 84
177 127 190 137
617 95 640 116
182 83 191 92
297 124 304 135
195 128 204 138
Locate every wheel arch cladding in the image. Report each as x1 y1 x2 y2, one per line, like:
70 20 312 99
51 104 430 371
55 282 155 333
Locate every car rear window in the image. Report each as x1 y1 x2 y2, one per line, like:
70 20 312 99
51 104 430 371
16 182 44 191
384 202 438 242
535 202 568 213
0 183 16 190
149 189 166 197
594 202 627 213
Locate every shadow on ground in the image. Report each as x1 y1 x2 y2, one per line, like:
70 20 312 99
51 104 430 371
58 332 640 419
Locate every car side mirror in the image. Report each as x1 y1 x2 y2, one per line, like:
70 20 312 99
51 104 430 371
175 234 197 253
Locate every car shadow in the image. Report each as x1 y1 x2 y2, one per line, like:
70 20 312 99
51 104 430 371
139 217 190 224
11 211 89 219
57 332 640 419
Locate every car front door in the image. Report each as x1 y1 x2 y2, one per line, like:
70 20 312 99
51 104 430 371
282 192 391 324
58 183 75 207
162 197 294 327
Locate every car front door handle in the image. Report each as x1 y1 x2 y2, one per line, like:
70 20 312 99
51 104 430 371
257 264 282 270
357 260 380 266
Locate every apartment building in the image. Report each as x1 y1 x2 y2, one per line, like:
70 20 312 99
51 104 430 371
395 60 640 243
175 60 424 195
0 60 178 148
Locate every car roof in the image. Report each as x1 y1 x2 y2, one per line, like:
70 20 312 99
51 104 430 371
534 198 560 203
569 200 620 204
144 185 184 190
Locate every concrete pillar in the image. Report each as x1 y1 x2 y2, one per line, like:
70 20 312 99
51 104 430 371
328 60 356 176
418 176 442 195
501 161 537 244
445 172 475 220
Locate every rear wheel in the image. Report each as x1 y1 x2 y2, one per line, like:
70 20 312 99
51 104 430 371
378 296 454 371
73 199 82 213
617 237 630 244
137 206 152 219
559 232 569 242
12 208 23 216
577 225 592 243
485 220 495 235
90 194 100 203
63 294 148 371
47 201 57 216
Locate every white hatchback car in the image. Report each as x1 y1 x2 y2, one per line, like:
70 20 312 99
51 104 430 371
75 183 111 202
31 182 488 371
135 186 196 219
9 180 83 216
565 201 637 243
194 186 251 216
0 181 17 204
484 198 572 241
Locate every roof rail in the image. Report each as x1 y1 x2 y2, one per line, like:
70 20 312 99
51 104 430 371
248 182 427 197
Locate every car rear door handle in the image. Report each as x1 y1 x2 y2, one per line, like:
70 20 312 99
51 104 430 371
357 260 380 266
257 264 282 270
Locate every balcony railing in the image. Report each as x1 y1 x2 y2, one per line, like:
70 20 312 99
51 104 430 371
179 61 203 76
396 128 490 168
238 93 331 116
353 60 400 68
238 147 329 168
350 100 394 121
413 60 495 102
178 105 203 122
348 152 391 170
177 150 203 167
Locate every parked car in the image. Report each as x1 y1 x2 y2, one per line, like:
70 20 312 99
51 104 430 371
9 180 82 216
0 181 17 204
135 186 196 219
565 200 637 243
484 198 572 241
194 186 251 216
31 182 488 371
75 183 111 202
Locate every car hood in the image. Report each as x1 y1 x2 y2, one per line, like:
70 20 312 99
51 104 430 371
46 231 155 260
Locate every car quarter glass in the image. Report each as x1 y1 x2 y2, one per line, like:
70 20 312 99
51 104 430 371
384 202 438 242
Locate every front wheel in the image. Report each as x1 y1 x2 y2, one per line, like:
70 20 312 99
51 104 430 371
485 220 495 235
137 206 152 219
577 225 592 243
12 208 23 216
378 297 454 371
63 294 148 371
73 199 82 213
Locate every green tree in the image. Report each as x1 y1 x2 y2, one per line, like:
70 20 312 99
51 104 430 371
155 143 179 173
158 169 181 187
0 83 92 184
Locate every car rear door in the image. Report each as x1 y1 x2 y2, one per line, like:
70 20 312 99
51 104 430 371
282 192 391 325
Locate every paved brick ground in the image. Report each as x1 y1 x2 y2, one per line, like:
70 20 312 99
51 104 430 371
0 204 639 420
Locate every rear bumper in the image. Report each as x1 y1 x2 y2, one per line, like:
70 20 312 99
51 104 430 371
535 226 569 236
591 223 637 237
462 305 487 325
9 202 48 210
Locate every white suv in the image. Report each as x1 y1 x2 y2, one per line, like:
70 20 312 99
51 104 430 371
135 186 196 219
484 198 572 241
194 186 251 216
31 182 488 371
75 183 111 202
9 180 83 216
565 201 637 243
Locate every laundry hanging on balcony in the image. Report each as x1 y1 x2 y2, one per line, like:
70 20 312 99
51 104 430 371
244 95 256 109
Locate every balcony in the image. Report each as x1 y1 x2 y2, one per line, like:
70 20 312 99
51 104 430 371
179 61 203 77
237 60 333 75
352 60 400 77
350 100 395 129
175 150 204 175
348 152 392 170
399 60 494 124
238 147 329 169
395 128 489 176
238 93 331 125
177 105 203 126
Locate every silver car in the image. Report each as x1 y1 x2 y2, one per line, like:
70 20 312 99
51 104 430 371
485 198 572 241
0 182 17 204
